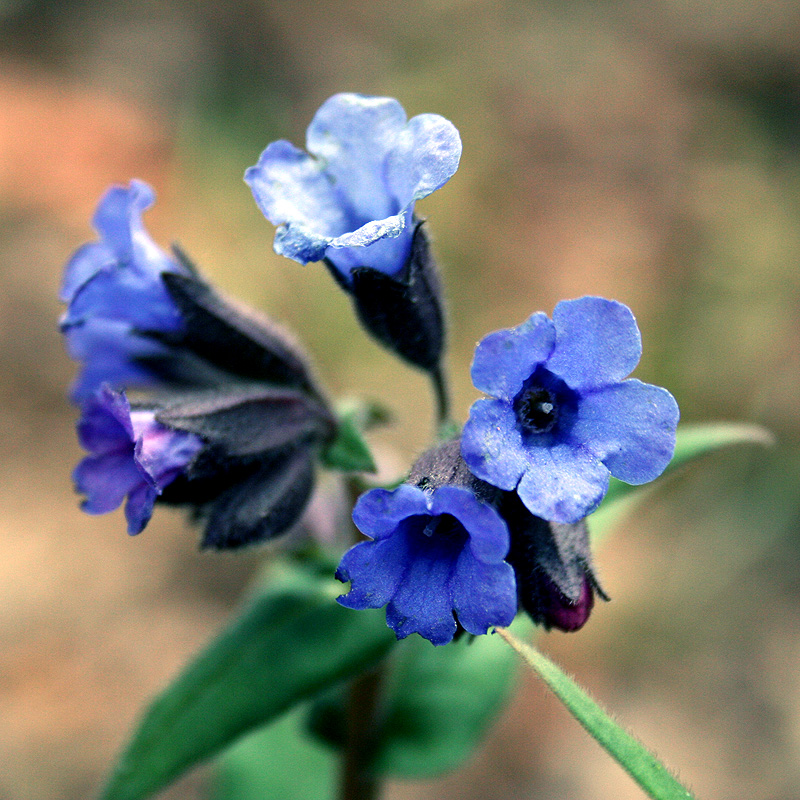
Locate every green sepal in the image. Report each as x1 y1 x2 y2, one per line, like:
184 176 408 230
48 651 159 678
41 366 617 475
321 398 390 473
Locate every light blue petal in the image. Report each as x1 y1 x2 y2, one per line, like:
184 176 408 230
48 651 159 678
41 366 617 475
452 553 517 636
60 242 116 302
569 379 679 484
471 312 556 400
245 140 350 253
461 398 530 491
387 113 462 204
516 444 610 523
132 413 203 489
546 297 642 391
306 93 406 222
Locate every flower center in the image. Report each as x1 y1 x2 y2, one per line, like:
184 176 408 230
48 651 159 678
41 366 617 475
516 386 558 433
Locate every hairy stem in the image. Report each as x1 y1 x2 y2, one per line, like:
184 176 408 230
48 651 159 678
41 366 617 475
430 364 451 427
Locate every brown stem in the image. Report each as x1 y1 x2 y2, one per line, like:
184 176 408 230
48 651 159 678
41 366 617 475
338 665 384 800
338 477 386 800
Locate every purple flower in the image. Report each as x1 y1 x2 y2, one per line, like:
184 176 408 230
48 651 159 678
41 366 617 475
74 386 203 535
60 180 188 400
336 484 517 646
245 93 461 280
461 297 679 524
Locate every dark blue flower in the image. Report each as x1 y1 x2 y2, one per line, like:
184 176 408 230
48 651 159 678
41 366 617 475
461 296 679 524
336 484 517 646
60 180 188 400
245 93 461 280
74 386 203 535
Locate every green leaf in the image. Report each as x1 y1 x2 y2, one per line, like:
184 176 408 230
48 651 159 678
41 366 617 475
372 617 531 778
322 398 390 473
496 629 697 800
100 569 395 800
213 707 336 800
592 422 773 537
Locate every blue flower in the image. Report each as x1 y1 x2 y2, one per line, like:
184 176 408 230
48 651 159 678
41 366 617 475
60 180 188 400
74 386 203 535
461 296 679 524
245 93 461 279
336 484 517 646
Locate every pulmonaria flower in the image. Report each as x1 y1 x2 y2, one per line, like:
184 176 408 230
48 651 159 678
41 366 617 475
64 181 339 548
245 93 460 374
336 440 516 646
245 93 461 278
501 492 607 632
461 296 679 523
74 386 203 535
60 180 188 400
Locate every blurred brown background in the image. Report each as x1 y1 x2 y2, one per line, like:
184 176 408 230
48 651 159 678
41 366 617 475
2 1 800 798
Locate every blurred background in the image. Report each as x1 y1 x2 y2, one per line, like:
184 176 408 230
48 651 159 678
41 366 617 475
2 0 800 797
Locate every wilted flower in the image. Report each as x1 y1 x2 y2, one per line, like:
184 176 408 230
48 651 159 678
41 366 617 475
336 440 516 646
461 296 679 523
245 93 461 279
60 180 188 400
74 386 203 535
501 492 606 632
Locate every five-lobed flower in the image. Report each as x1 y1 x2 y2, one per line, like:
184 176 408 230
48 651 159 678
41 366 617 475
461 296 680 524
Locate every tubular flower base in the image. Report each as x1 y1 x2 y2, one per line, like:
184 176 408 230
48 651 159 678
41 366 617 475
337 483 517 646
461 296 680 524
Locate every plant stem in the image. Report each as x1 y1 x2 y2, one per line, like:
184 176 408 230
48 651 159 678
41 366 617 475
338 665 384 800
430 363 451 427
339 476 386 800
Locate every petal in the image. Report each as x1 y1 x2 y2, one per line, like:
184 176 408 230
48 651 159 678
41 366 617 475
430 486 510 564
92 180 154 261
451 552 517 636
306 93 406 222
516 444 610 523
387 113 462 204
546 297 642 391
471 312 556 400
62 261 183 331
245 140 350 259
384 533 459 645
60 242 116 302
132 414 203 489
569 379 679 484
76 387 134 452
125 482 159 535
352 485 430 540
325 207 413 276
336 532 411 610
74 452 144 514
461 398 530 491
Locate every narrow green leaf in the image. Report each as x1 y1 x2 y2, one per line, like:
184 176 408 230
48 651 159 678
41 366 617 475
496 629 697 800
600 422 773 509
592 422 774 538
100 571 395 800
371 616 531 777
213 707 336 800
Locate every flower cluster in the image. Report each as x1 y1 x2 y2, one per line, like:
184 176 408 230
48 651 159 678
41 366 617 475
62 92 679 645
63 181 336 548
